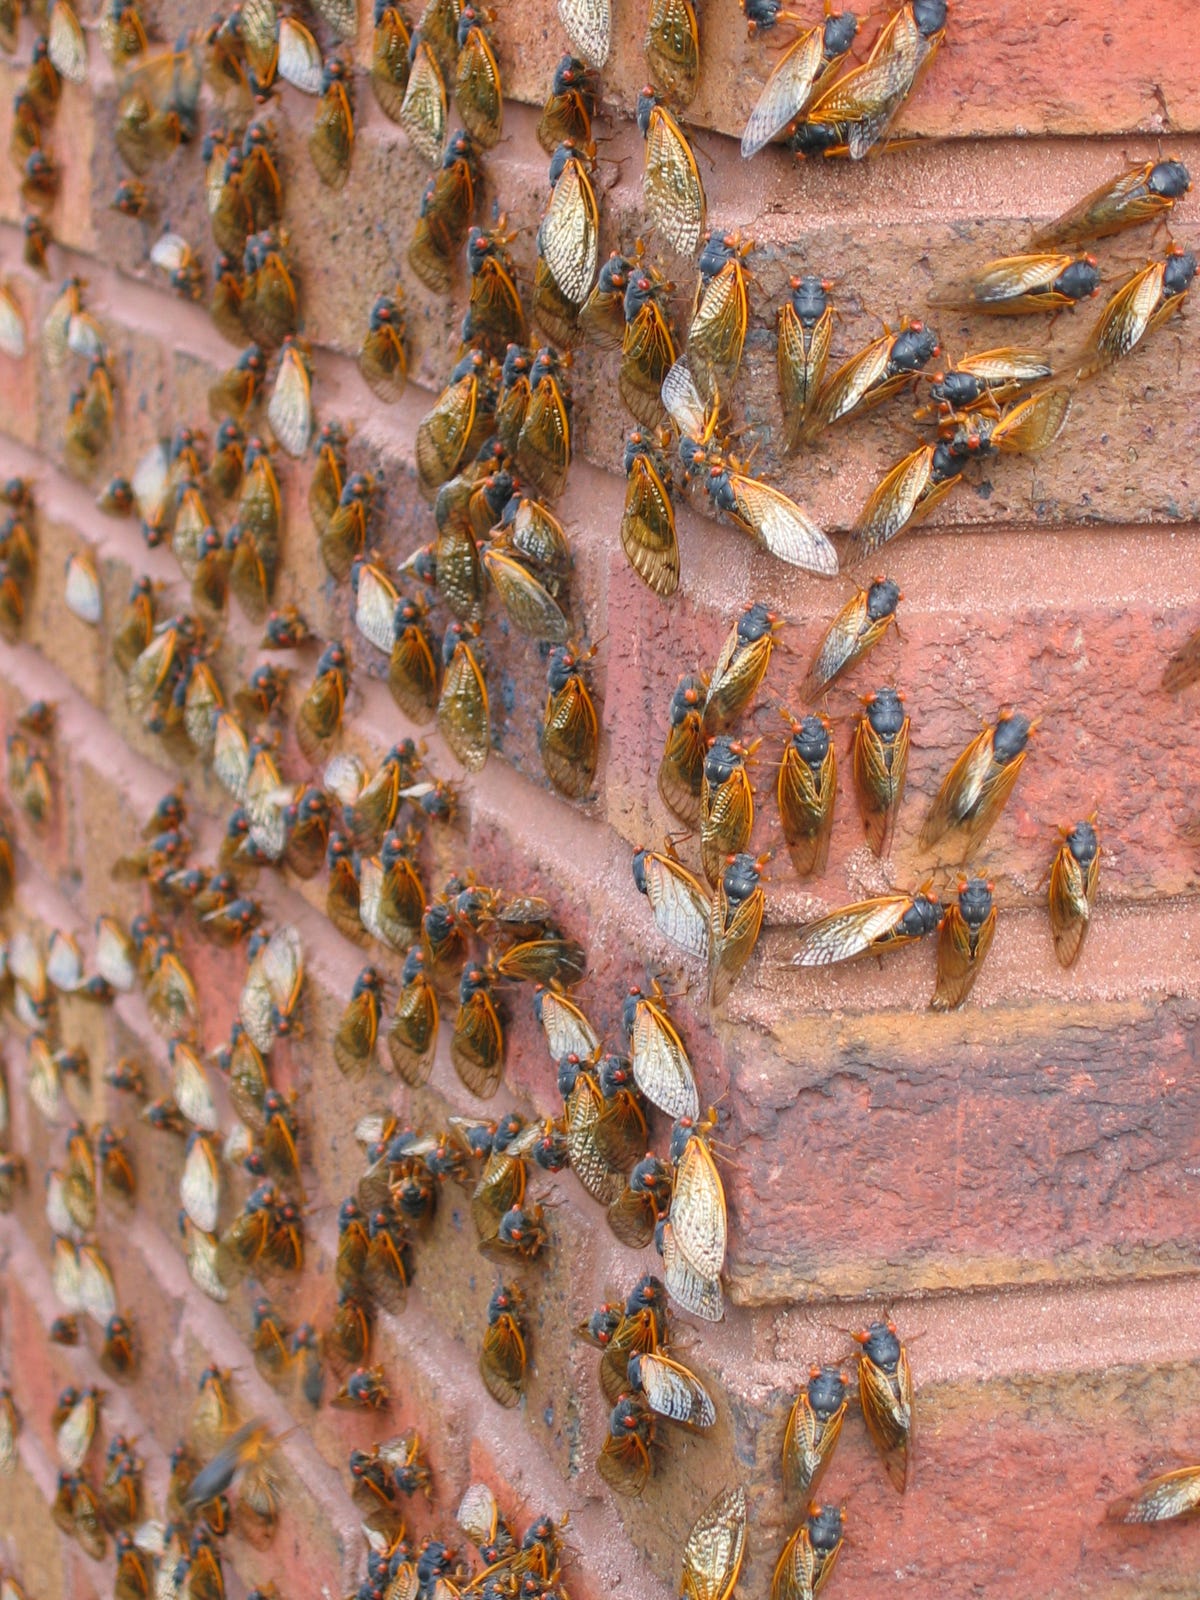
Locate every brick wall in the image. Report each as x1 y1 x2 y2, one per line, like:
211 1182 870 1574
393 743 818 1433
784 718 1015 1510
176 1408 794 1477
1 1 1200 1597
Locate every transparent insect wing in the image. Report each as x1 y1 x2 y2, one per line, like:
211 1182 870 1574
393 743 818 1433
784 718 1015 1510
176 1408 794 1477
643 103 706 256
680 1485 746 1600
267 342 313 458
540 154 599 306
669 1126 726 1279
400 38 447 164
741 25 825 158
558 0 610 68
848 445 958 563
278 15 324 93
644 0 699 107
718 470 838 575
621 440 678 597
789 895 913 967
631 996 699 1120
1109 1466 1200 1525
637 1351 715 1428
637 849 710 959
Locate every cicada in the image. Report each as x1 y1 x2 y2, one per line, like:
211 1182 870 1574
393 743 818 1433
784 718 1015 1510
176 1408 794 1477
620 429 679 597
370 0 411 121
637 89 705 256
700 735 756 887
854 1318 912 1491
930 877 996 1011
1048 816 1100 970
742 11 857 158
537 138 600 310
621 266 678 426
516 347 572 500
454 5 501 148
416 349 493 498
851 687 909 855
688 230 754 394
790 886 939 966
783 1366 850 1500
437 620 490 770
644 0 699 107
400 33 447 163
802 319 939 443
296 640 348 762
607 1154 673 1248
704 602 781 732
359 289 407 402
542 644 598 800
581 249 635 349
633 842 709 960
933 252 1101 315
465 223 526 356
776 275 834 451
1077 247 1196 379
1033 157 1191 247
334 967 383 1078
240 924 303 1052
802 0 947 161
772 1502 845 1600
309 59 354 189
597 1393 656 1496
919 708 1037 856
385 944 439 1084
480 1282 526 1407
919 346 1054 417
538 53 596 152
680 1486 746 1600
802 578 900 698
657 672 707 825
708 851 766 1009
453 963 505 1096
847 440 962 562
777 712 836 879
624 982 699 1120
1108 1464 1200 1526
409 131 479 292
242 231 299 346
320 471 373 581
558 0 610 67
